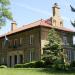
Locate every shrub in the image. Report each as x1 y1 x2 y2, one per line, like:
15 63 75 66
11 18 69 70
34 60 44 68
52 58 66 70
14 64 23 68
14 60 45 68
0 65 7 68
42 57 53 68
52 63 65 70
14 62 35 68
24 62 35 68
64 63 70 70
70 61 75 67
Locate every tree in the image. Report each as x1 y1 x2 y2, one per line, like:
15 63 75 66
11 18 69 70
0 0 13 28
70 5 75 27
43 29 66 69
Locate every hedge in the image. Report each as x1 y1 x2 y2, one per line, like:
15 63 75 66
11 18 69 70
14 60 45 68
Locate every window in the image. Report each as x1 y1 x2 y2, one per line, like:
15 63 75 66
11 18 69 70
2 42 4 48
62 36 68 45
9 56 12 67
29 48 35 62
30 35 34 45
60 21 63 26
73 51 75 61
14 39 18 47
19 55 23 64
9 40 14 47
20 38 23 45
67 50 71 62
1 57 5 64
14 55 17 64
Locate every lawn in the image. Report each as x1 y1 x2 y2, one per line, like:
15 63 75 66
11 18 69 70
0 68 75 75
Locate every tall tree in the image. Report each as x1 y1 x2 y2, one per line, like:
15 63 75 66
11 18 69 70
43 29 66 67
0 0 13 28
70 5 75 27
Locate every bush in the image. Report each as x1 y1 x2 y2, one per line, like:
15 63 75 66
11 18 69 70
52 63 65 70
34 60 44 68
0 65 7 68
52 58 66 70
14 64 23 68
42 57 53 68
70 61 75 67
14 61 35 68
14 60 45 68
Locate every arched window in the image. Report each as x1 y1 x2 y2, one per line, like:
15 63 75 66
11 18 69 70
60 21 63 26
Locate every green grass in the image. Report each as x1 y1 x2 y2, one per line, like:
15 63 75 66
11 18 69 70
0 68 75 75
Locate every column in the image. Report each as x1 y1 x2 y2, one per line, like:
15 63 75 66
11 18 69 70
12 55 14 67
17 55 20 64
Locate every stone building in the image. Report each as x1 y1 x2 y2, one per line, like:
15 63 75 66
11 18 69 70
0 3 75 67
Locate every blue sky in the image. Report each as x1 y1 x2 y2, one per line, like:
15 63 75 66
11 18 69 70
0 0 75 35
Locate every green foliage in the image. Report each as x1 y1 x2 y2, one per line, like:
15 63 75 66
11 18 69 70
43 29 67 69
43 29 63 61
14 62 35 68
0 65 7 68
14 60 45 68
0 0 13 27
42 57 53 68
70 61 75 67
34 60 45 68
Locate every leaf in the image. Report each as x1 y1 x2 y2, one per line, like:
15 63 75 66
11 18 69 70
70 5 75 12
71 20 75 27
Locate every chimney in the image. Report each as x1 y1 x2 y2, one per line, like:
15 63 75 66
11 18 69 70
11 21 17 31
52 3 60 17
52 3 63 27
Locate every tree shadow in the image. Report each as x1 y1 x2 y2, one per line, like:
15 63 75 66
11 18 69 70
36 68 75 75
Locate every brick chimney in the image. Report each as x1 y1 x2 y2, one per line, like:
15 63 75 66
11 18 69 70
52 3 63 27
52 3 60 17
11 21 17 31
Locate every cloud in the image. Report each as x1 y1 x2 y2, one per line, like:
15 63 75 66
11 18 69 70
14 3 50 16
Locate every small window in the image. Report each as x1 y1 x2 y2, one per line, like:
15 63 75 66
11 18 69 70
2 42 4 48
63 36 68 45
14 39 18 48
60 21 63 26
9 40 14 47
20 38 23 45
30 35 34 45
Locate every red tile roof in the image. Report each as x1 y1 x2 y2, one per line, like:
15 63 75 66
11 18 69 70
0 19 75 38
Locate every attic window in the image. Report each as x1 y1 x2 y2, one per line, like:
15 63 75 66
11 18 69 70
60 21 63 26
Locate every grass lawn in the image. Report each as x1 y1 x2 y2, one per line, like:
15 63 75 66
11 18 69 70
0 68 75 75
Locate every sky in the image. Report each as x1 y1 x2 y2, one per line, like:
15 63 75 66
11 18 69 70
0 0 75 35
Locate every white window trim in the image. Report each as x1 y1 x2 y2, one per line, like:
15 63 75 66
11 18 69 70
30 35 34 45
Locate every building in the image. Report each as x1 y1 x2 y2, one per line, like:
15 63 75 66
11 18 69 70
0 3 75 67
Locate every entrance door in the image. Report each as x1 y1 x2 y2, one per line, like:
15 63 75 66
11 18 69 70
19 55 23 64
14 55 17 65
9 56 12 67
